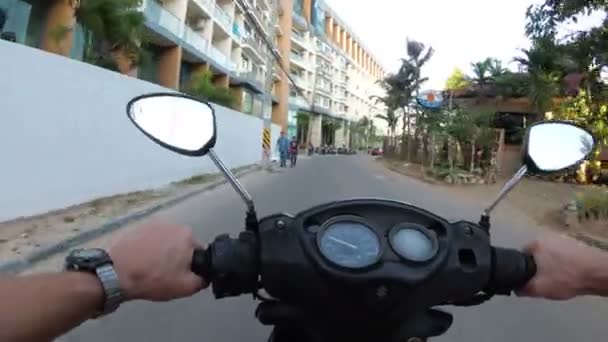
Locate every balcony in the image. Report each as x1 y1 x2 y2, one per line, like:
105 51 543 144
209 44 228 66
244 0 269 34
192 0 214 16
227 60 237 72
290 96 312 110
242 32 265 63
141 0 184 39
290 53 310 70
291 75 310 90
290 34 309 49
182 26 209 54
213 4 233 34
315 87 332 96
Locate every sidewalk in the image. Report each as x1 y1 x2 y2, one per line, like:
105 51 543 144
0 165 262 274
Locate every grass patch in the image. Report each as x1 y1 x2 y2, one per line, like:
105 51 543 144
172 164 257 186
576 188 608 221
173 173 220 186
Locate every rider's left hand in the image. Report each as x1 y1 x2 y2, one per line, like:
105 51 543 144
109 222 207 301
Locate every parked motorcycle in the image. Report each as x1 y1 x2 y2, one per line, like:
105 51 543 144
126 93 595 342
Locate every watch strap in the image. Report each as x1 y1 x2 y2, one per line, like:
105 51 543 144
94 264 124 317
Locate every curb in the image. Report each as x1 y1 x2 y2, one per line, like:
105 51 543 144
0 165 263 275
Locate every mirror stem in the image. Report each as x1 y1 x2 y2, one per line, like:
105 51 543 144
483 165 528 216
208 149 255 212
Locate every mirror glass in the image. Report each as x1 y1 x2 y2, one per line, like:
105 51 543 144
527 122 594 172
128 94 215 153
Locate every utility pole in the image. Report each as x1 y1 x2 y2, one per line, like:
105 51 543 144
260 0 278 166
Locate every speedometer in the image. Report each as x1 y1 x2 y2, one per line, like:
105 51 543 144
317 216 381 269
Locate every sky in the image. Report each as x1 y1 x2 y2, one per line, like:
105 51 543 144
324 0 604 90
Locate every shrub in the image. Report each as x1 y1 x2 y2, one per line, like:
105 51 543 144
184 70 237 109
576 188 608 221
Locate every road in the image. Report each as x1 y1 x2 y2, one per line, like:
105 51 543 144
47 155 608 341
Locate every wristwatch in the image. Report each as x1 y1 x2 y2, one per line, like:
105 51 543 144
64 248 124 317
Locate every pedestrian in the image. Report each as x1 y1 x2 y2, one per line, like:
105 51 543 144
289 136 298 167
276 131 289 167
485 148 498 184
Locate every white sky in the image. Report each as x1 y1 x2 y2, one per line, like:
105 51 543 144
324 0 605 90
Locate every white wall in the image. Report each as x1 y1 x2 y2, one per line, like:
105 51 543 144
0 41 280 221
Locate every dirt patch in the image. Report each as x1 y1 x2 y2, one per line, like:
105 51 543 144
0 165 259 263
379 158 608 244
381 158 442 185
0 190 169 261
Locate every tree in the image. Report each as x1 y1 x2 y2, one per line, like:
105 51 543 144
54 0 145 72
488 58 507 78
374 110 399 151
296 112 310 145
470 58 492 88
445 68 470 91
184 70 237 109
392 39 434 160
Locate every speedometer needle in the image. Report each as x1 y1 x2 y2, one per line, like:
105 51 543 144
328 236 358 250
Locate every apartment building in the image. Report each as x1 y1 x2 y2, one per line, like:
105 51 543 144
0 0 282 120
1 0 384 145
273 0 386 147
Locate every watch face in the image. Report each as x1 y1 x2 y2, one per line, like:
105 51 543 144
75 248 106 260
66 248 111 272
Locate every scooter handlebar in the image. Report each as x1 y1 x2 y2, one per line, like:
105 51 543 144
487 247 537 295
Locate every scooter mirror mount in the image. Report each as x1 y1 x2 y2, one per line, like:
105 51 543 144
478 121 595 233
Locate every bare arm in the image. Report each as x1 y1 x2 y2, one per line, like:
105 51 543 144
0 272 104 342
519 233 608 300
0 222 205 342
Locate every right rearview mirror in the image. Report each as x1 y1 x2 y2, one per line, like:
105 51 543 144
523 121 595 173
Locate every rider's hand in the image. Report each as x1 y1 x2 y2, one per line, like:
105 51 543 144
108 222 207 301
517 233 607 300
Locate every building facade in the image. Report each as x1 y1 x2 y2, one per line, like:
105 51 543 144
1 0 385 146
0 0 281 120
273 0 386 147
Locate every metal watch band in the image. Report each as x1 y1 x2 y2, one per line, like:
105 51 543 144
94 264 124 317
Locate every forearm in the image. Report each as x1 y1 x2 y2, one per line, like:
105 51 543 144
583 249 608 297
0 272 104 342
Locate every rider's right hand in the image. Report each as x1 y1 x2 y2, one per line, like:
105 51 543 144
109 222 207 301
517 233 608 300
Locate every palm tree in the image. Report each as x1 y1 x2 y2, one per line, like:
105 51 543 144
54 0 145 72
374 109 398 150
488 58 507 78
395 39 434 161
514 37 564 113
470 58 492 89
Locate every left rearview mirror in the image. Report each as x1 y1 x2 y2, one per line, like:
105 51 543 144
127 93 216 157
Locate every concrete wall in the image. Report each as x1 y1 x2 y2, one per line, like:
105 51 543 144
0 41 279 221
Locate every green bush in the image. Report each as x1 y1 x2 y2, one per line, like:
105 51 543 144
576 189 608 221
184 70 237 109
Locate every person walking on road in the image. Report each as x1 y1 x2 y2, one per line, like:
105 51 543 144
289 136 299 167
277 131 289 168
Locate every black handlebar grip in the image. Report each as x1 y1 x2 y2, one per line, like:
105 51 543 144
191 248 212 280
488 247 537 295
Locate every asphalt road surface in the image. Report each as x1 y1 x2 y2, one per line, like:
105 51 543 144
54 155 608 341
